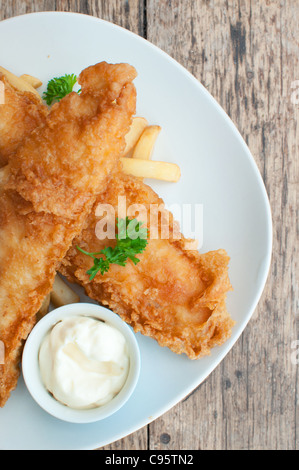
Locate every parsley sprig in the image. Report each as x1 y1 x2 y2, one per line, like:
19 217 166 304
43 73 78 105
77 218 148 280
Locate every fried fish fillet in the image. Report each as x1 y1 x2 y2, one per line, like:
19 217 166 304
0 73 48 168
60 171 234 359
0 62 137 407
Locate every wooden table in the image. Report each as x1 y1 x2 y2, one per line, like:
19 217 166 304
0 0 298 451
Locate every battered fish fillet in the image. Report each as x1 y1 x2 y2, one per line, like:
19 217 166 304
0 74 47 168
60 171 234 359
0 62 137 407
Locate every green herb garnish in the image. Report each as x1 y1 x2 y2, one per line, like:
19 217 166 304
77 217 148 280
43 73 78 105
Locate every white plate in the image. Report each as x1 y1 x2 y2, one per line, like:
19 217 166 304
0 12 272 450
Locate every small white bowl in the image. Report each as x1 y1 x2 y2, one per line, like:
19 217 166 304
22 303 141 424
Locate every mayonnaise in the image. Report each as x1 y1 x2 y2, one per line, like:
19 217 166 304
39 316 129 410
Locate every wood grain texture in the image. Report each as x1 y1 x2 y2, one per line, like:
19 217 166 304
0 0 297 450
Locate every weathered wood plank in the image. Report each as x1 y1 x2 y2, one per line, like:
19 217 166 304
0 0 144 34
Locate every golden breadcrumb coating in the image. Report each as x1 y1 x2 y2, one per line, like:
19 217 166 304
0 74 48 168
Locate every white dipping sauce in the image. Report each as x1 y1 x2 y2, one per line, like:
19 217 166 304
39 315 129 410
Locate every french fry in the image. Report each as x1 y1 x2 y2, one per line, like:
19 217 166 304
51 275 80 308
19 74 43 89
0 66 42 100
132 125 161 161
124 117 148 155
36 294 51 321
121 157 181 182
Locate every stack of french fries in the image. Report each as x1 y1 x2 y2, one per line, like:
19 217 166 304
121 118 181 182
1 67 181 314
0 66 42 100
